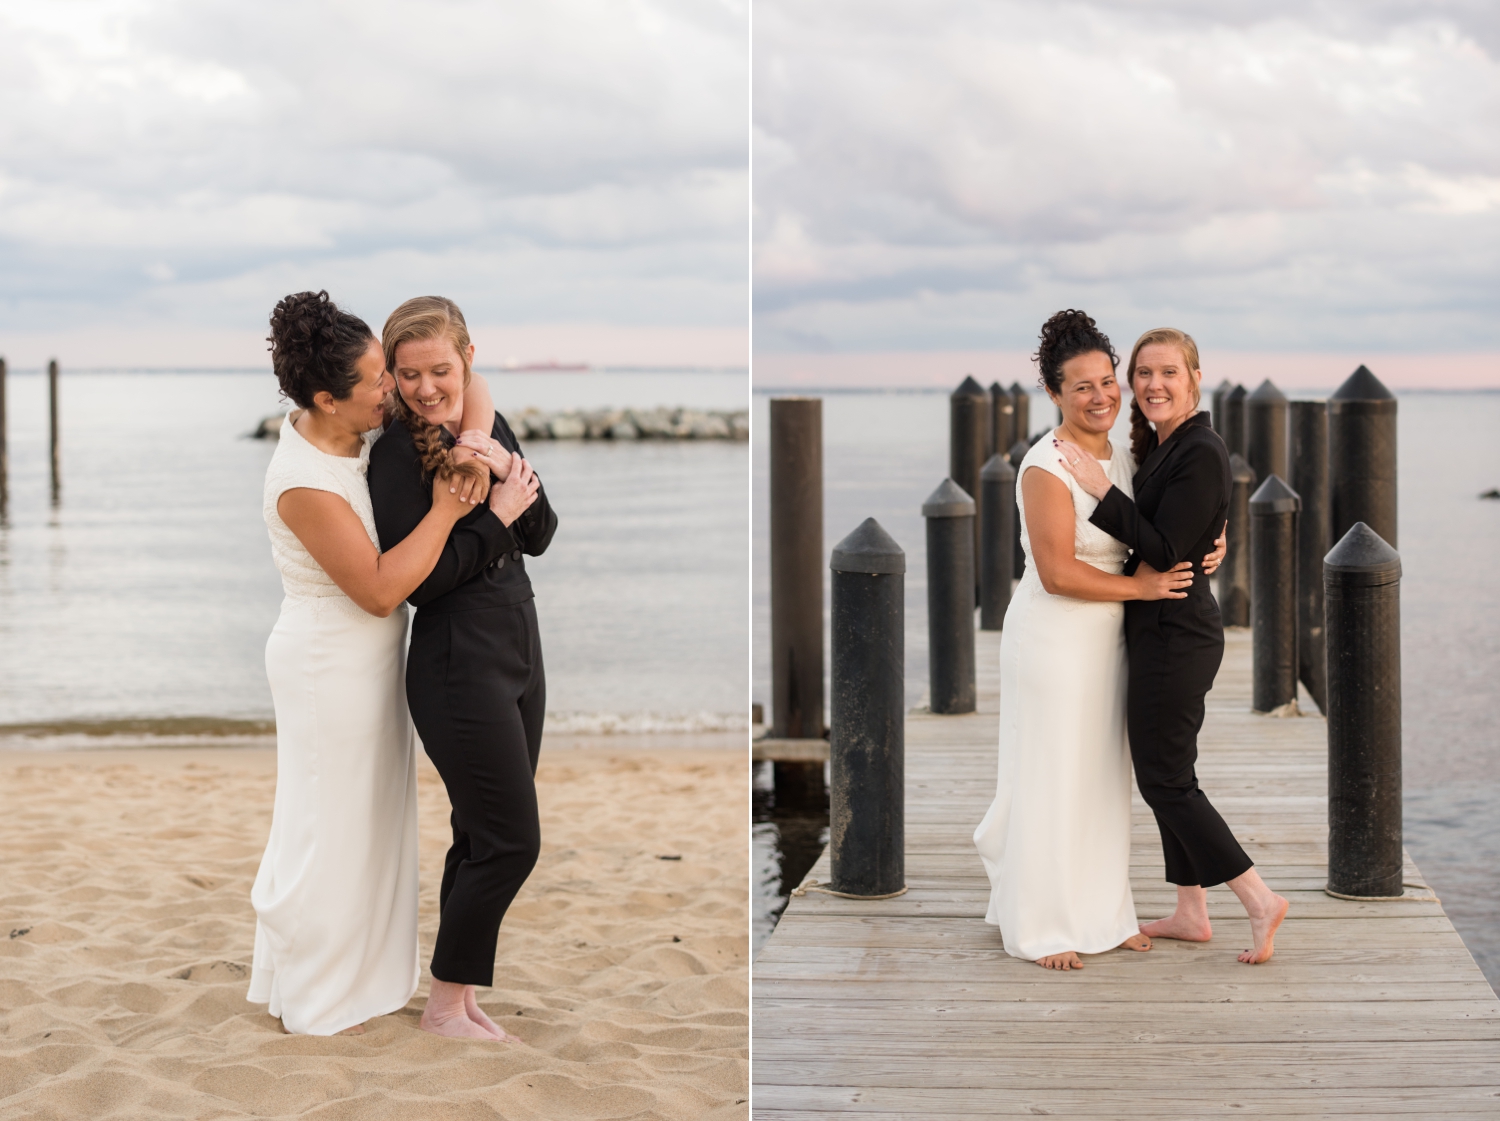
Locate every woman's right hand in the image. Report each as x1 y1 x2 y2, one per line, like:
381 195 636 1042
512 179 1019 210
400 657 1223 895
488 457 540 526
1132 560 1194 600
430 470 484 522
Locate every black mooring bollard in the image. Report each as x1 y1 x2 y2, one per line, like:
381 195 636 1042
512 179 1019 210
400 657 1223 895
1325 522 1403 899
1007 438 1030 577
923 478 976 714
1221 454 1256 626
829 518 906 897
951 377 989 578
1291 400 1330 712
1009 382 1030 444
988 381 1014 459
1329 365 1397 548
1223 383 1247 459
979 454 1015 630
1246 379 1288 486
769 397 824 740
47 358 60 503
1211 379 1232 436
1250 475 1300 714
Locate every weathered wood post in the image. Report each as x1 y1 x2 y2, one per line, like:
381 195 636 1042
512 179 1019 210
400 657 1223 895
922 478 976 714
1211 379 1232 436
1007 438 1030 578
1223 383 1247 459
1291 400 1330 712
769 396 824 746
988 381 1014 460
48 358 60 503
1009 382 1030 445
829 518 906 897
1246 379 1288 486
1325 522 1403 900
1329 365 1398 548
979 453 1014 630
1250 475 1300 714
1221 453 1256 626
950 377 989 582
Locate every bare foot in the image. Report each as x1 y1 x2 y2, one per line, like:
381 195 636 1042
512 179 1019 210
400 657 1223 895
420 1004 496 1039
464 988 522 1043
1139 912 1213 942
1036 952 1083 970
422 978 499 1040
1121 932 1151 952
1238 892 1289 964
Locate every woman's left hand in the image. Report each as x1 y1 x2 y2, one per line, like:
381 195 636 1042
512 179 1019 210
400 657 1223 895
1202 520 1228 575
453 430 513 481
1053 439 1113 500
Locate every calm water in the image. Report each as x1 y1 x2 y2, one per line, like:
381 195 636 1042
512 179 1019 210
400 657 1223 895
752 387 1500 989
0 369 748 731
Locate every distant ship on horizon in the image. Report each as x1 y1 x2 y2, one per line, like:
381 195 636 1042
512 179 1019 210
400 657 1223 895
499 358 591 372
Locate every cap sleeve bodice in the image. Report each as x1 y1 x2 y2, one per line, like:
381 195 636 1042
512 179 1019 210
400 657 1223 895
263 416 382 602
1016 435 1136 575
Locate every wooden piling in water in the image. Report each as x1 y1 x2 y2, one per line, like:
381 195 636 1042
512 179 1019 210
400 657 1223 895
0 356 8 516
769 397 824 743
48 358 60 503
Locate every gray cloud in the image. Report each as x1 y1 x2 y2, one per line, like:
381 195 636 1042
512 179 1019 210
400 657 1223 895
754 0 1500 353
0 0 747 353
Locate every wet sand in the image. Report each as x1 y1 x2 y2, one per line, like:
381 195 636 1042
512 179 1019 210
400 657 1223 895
0 737 747 1119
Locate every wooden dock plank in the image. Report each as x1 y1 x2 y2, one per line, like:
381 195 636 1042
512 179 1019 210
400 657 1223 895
752 629 1500 1117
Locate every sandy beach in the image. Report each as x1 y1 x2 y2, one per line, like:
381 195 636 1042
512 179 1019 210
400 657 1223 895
0 736 747 1120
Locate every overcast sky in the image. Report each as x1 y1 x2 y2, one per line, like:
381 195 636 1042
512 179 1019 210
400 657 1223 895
755 1 1500 361
0 0 747 367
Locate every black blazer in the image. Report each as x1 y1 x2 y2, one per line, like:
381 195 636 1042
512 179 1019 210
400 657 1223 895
1088 411 1228 593
368 411 558 612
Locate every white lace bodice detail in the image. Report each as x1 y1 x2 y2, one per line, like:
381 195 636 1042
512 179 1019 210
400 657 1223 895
263 415 382 602
1016 433 1135 576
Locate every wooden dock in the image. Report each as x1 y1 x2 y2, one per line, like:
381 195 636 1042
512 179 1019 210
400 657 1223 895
753 628 1500 1118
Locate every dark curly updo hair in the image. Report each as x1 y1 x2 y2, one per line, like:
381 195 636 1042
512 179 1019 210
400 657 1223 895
1033 309 1118 395
267 290 376 409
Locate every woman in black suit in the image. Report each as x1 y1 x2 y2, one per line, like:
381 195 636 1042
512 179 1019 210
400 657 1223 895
368 296 559 1038
1056 326 1288 965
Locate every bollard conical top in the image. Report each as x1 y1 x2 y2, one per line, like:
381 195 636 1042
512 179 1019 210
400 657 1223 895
831 517 906 574
922 477 976 518
1248 379 1287 404
953 375 987 399
1230 452 1256 485
1249 473 1300 514
980 452 1015 481
1325 521 1401 585
1227 383 1247 404
988 380 1006 399
1331 364 1394 403
1006 439 1031 465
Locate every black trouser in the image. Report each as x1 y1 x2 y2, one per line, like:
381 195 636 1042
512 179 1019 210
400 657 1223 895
407 598 545 986
1125 593 1253 889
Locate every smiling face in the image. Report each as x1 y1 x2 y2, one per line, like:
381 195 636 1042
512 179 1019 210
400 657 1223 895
393 335 471 430
316 338 390 433
1131 343 1202 428
1049 350 1121 436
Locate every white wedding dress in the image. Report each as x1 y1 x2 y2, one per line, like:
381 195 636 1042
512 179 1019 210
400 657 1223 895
248 416 421 1035
972 434 1140 961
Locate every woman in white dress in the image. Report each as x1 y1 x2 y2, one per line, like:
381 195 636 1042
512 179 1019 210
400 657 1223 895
973 309 1216 970
249 290 513 1036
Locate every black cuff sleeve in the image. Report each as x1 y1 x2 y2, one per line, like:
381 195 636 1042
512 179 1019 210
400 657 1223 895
407 506 517 607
